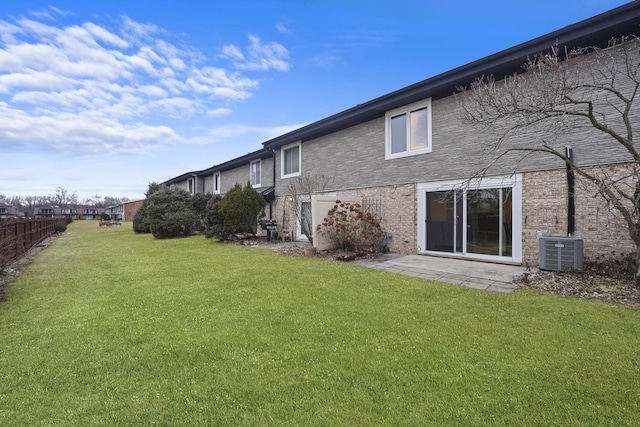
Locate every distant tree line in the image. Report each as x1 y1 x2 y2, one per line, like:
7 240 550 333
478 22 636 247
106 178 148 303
0 186 130 216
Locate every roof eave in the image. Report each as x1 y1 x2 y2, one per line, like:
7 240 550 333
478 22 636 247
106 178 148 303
262 1 640 150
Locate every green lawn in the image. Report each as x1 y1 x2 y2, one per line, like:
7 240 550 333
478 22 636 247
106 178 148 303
1 221 639 426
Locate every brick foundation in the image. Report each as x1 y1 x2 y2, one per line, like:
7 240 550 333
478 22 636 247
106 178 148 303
522 164 635 266
273 164 636 266
272 183 417 253
338 184 417 254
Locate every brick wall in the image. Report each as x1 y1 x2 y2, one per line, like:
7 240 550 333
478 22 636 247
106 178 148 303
272 183 417 253
522 164 635 266
124 200 144 222
275 164 636 264
336 184 417 254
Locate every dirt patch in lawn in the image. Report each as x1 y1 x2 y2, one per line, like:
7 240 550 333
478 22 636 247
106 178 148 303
0 235 58 302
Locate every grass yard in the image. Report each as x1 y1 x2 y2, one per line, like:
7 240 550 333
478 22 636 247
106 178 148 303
1 221 639 426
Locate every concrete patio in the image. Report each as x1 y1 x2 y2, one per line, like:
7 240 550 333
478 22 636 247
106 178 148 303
348 253 526 293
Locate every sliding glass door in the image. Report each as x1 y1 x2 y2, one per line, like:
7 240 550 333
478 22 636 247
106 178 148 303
425 191 462 253
466 188 512 257
423 186 513 258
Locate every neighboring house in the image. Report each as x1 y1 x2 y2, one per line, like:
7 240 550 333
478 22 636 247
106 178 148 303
105 200 144 222
60 206 79 220
83 208 99 220
33 205 105 220
0 205 20 219
34 206 55 218
58 205 106 220
159 2 640 267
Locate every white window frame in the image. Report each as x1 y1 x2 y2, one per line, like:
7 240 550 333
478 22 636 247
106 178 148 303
385 98 433 160
416 174 522 263
213 172 221 194
281 141 301 179
250 159 261 188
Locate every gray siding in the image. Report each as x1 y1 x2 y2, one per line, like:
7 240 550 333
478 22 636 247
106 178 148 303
274 46 639 192
220 156 274 194
171 180 189 192
203 175 214 194
221 166 249 193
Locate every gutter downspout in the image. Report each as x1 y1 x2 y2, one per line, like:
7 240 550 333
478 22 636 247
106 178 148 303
566 146 575 236
271 149 277 220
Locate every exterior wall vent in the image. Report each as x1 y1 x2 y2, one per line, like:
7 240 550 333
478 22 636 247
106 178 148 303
539 236 584 272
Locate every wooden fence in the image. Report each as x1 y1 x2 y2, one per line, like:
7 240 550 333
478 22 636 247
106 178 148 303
0 218 72 271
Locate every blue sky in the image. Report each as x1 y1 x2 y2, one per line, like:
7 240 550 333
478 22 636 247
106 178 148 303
0 0 631 201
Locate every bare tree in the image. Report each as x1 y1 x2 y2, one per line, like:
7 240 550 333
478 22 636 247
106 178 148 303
458 36 640 280
84 195 131 208
286 173 334 244
21 196 38 217
50 186 78 206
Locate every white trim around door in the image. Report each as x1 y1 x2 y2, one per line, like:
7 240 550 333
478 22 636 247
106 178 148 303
417 175 522 264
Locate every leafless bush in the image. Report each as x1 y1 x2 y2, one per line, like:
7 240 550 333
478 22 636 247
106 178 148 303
316 200 383 251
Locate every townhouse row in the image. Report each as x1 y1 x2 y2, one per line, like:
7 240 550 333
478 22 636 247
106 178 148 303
163 2 640 267
0 204 105 220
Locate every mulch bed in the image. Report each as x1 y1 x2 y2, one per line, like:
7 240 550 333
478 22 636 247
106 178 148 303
514 271 640 307
273 245 387 261
240 236 388 261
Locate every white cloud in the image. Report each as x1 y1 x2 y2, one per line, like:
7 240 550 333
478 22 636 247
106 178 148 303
221 44 244 61
276 23 291 34
0 14 292 155
0 69 74 93
28 6 73 21
120 16 160 40
138 84 168 98
221 34 290 72
186 66 257 100
82 22 129 49
207 107 232 117
0 102 179 154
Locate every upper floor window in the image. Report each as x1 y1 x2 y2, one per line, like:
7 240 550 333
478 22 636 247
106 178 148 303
250 160 261 187
281 142 301 178
188 178 194 194
213 172 221 194
385 99 432 160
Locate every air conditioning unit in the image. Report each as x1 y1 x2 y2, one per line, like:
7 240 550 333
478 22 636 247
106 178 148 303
539 236 584 272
